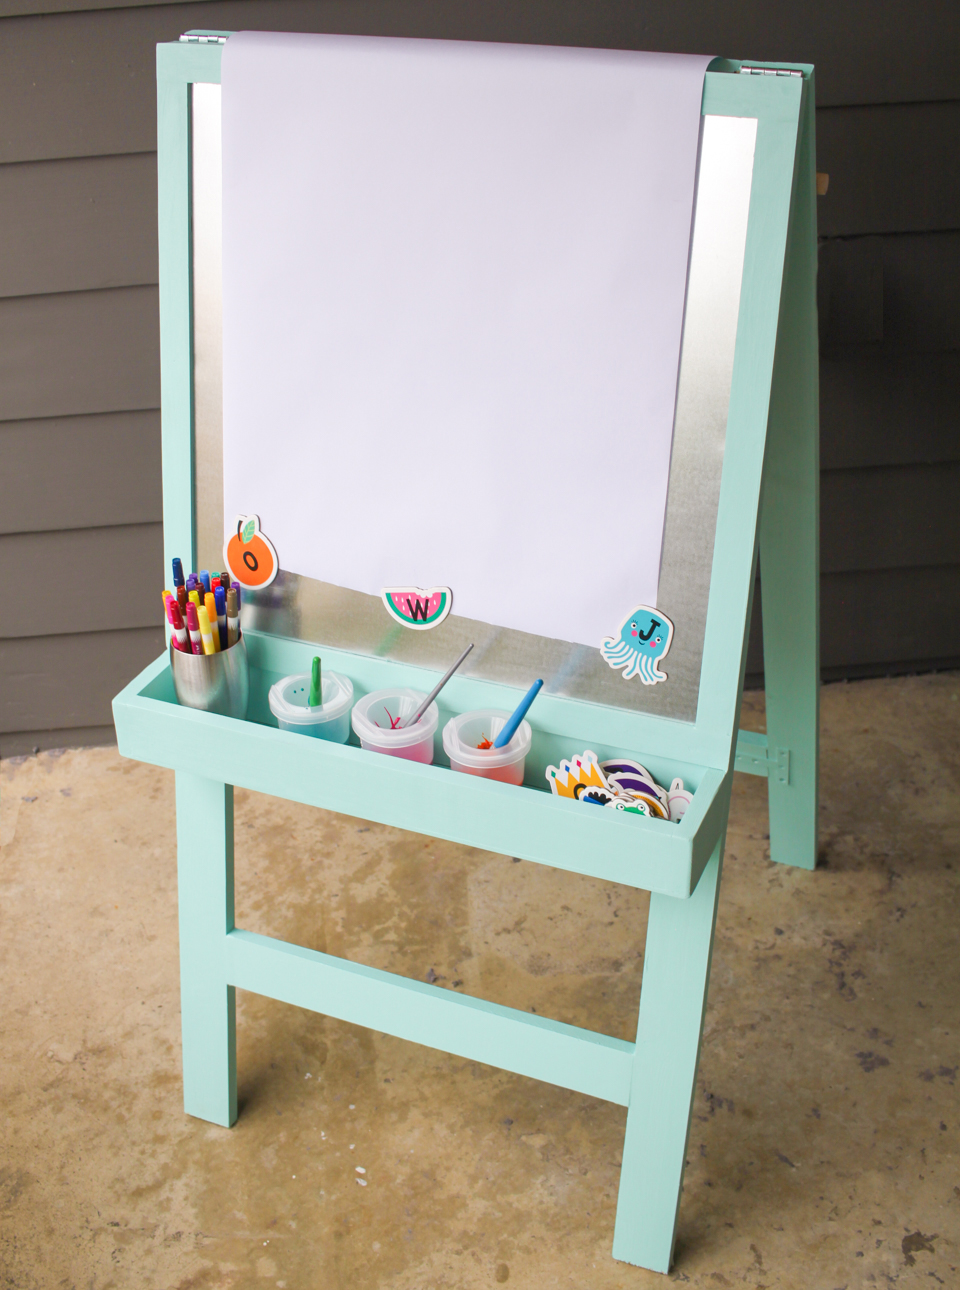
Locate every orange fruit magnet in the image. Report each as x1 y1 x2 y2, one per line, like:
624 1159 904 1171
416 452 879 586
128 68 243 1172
223 514 280 590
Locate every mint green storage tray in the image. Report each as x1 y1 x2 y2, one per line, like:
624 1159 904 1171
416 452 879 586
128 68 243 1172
115 629 728 899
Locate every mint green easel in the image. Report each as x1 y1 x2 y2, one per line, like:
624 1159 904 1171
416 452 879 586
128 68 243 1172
114 37 818 1274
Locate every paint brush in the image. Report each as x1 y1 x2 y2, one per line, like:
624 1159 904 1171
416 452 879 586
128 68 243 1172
492 679 543 748
402 643 474 728
308 656 322 708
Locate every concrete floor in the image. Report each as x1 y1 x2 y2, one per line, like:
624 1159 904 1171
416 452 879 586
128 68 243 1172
0 674 957 1289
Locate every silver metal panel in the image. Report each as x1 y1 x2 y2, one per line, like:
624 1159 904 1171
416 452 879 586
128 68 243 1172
651 113 759 719
191 82 224 573
191 86 756 721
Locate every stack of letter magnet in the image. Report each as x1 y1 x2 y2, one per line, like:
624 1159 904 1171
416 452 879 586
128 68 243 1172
545 750 654 817
545 752 693 822
600 758 671 818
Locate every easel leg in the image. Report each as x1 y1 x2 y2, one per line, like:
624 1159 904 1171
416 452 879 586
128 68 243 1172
175 771 237 1126
612 840 724 1272
757 81 820 871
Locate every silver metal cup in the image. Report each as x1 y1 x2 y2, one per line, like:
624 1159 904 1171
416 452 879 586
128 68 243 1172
169 634 250 720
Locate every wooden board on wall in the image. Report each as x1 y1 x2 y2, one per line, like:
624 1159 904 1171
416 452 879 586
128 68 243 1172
0 0 187 14
816 101 960 238
877 233 960 352
0 0 957 164
821 566 960 669
0 524 163 636
819 353 960 470
0 285 159 422
747 564 960 681
821 463 960 574
0 626 164 734
0 410 161 533
0 153 158 297
819 232 960 352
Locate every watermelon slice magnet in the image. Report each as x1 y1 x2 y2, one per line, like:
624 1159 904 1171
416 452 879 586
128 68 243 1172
381 586 452 631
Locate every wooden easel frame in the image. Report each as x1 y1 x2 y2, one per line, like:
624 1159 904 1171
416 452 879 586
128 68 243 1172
113 35 818 1273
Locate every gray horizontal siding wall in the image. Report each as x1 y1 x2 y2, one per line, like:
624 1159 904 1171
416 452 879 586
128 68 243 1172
1 0 958 754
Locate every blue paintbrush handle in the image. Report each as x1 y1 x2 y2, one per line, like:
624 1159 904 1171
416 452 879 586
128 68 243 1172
493 678 543 748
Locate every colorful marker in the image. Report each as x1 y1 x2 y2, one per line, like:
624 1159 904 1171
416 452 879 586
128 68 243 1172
167 600 189 652
197 605 217 655
226 587 239 647
185 601 203 654
172 557 185 588
203 593 220 651
188 589 201 613
176 584 187 615
163 597 178 648
199 570 211 594
214 585 227 650
492 679 543 749
308 656 322 708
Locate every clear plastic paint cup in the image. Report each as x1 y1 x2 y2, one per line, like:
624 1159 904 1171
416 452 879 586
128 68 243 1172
441 709 532 785
351 688 438 764
268 670 354 743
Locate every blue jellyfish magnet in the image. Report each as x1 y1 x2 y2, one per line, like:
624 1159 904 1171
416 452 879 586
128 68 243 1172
600 605 674 685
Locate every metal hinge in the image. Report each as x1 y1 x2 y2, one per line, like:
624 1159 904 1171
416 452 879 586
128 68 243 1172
180 31 229 44
738 65 803 77
734 730 791 784
773 746 791 785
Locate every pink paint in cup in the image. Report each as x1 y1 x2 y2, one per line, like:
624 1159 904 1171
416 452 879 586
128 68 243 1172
351 688 438 763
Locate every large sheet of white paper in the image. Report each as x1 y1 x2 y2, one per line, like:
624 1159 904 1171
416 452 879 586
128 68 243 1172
222 33 711 648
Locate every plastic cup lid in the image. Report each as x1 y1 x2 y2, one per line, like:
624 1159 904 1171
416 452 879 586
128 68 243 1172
268 670 353 723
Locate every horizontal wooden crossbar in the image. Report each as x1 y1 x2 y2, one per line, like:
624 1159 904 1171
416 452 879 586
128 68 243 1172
734 728 769 775
226 929 635 1105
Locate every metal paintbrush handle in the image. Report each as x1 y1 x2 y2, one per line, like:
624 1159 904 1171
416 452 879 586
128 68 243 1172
402 643 474 728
